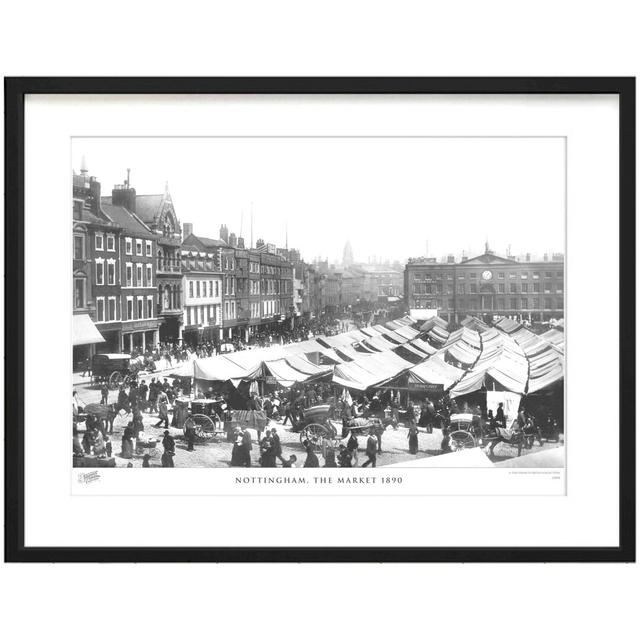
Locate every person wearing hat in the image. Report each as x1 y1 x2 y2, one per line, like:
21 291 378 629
162 429 175 456
361 428 378 467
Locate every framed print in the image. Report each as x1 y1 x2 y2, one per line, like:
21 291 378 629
4 77 635 562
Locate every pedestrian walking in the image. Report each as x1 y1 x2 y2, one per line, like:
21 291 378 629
361 429 378 467
155 390 170 429
338 444 353 467
241 427 253 467
346 430 359 466
162 429 175 455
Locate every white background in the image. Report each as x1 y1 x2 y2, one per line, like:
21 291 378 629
1 2 638 640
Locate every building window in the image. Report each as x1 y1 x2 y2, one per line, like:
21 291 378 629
557 298 564 309
557 286 563 294
544 298 553 309
498 283 505 293
521 272 528 279
146 264 152 287
95 259 105 285
189 281 194 298
74 278 86 309
556 271 563 277
134 264 142 286
108 297 116 321
544 284 552 294
146 240 152 257
510 298 518 309
126 263 133 287
209 281 213 296
521 283 529 293
521 298 528 309
509 272 516 279
533 283 540 293
74 234 85 260
469 272 477 279
136 239 143 256
509 283 517 294
126 297 133 320
545 271 553 278
533 271 540 279
469 284 477 294
498 272 504 279
106 234 115 252
125 237 133 255
107 260 116 285
96 297 105 322
137 297 144 318
196 281 201 297
497 298 505 310
95 233 104 251
147 296 153 318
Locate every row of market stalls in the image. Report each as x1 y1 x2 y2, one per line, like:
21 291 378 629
169 313 563 423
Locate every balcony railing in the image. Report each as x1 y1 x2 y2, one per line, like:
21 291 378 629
156 259 182 274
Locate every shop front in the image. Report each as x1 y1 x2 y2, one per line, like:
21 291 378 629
120 319 161 353
72 313 106 371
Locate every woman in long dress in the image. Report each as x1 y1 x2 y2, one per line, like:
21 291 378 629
408 424 419 454
230 427 243 466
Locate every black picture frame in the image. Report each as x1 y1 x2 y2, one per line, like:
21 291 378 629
4 77 635 563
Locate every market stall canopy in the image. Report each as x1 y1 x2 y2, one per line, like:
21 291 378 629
193 355 261 381
493 317 522 333
332 351 414 390
407 355 465 389
419 316 449 332
72 314 105 346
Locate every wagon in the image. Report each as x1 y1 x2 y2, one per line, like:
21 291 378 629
447 413 481 451
92 353 136 389
178 398 225 443
296 404 340 451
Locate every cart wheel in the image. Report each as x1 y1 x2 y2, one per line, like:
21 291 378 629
300 423 327 451
108 371 123 390
184 414 216 441
450 430 476 451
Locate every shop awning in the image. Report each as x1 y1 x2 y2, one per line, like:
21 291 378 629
72 314 105 346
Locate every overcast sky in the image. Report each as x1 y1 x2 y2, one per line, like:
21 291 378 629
72 137 565 264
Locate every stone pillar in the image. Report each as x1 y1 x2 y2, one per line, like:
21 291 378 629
154 330 159 347
141 331 146 352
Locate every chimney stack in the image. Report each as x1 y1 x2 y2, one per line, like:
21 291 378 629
111 170 136 212
229 232 237 248
237 236 245 249
219 224 229 243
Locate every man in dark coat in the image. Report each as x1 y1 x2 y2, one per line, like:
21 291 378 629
496 402 506 428
241 427 253 467
259 433 277 468
361 429 378 467
270 428 285 465
162 430 175 455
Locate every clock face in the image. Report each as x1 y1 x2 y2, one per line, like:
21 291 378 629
481 270 492 281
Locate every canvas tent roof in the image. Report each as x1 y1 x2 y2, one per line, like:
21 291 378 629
332 351 414 390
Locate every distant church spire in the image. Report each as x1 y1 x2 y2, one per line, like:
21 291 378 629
342 240 354 267
485 238 490 254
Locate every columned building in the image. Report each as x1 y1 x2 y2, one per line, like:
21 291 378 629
405 246 565 323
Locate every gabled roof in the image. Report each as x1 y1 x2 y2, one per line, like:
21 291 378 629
459 251 518 265
183 233 228 251
100 204 154 238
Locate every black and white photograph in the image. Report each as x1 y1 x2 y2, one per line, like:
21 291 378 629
71 136 565 473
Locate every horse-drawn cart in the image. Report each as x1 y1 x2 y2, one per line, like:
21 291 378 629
175 397 225 443
92 353 137 389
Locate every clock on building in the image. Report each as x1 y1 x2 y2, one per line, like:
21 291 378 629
481 270 493 280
